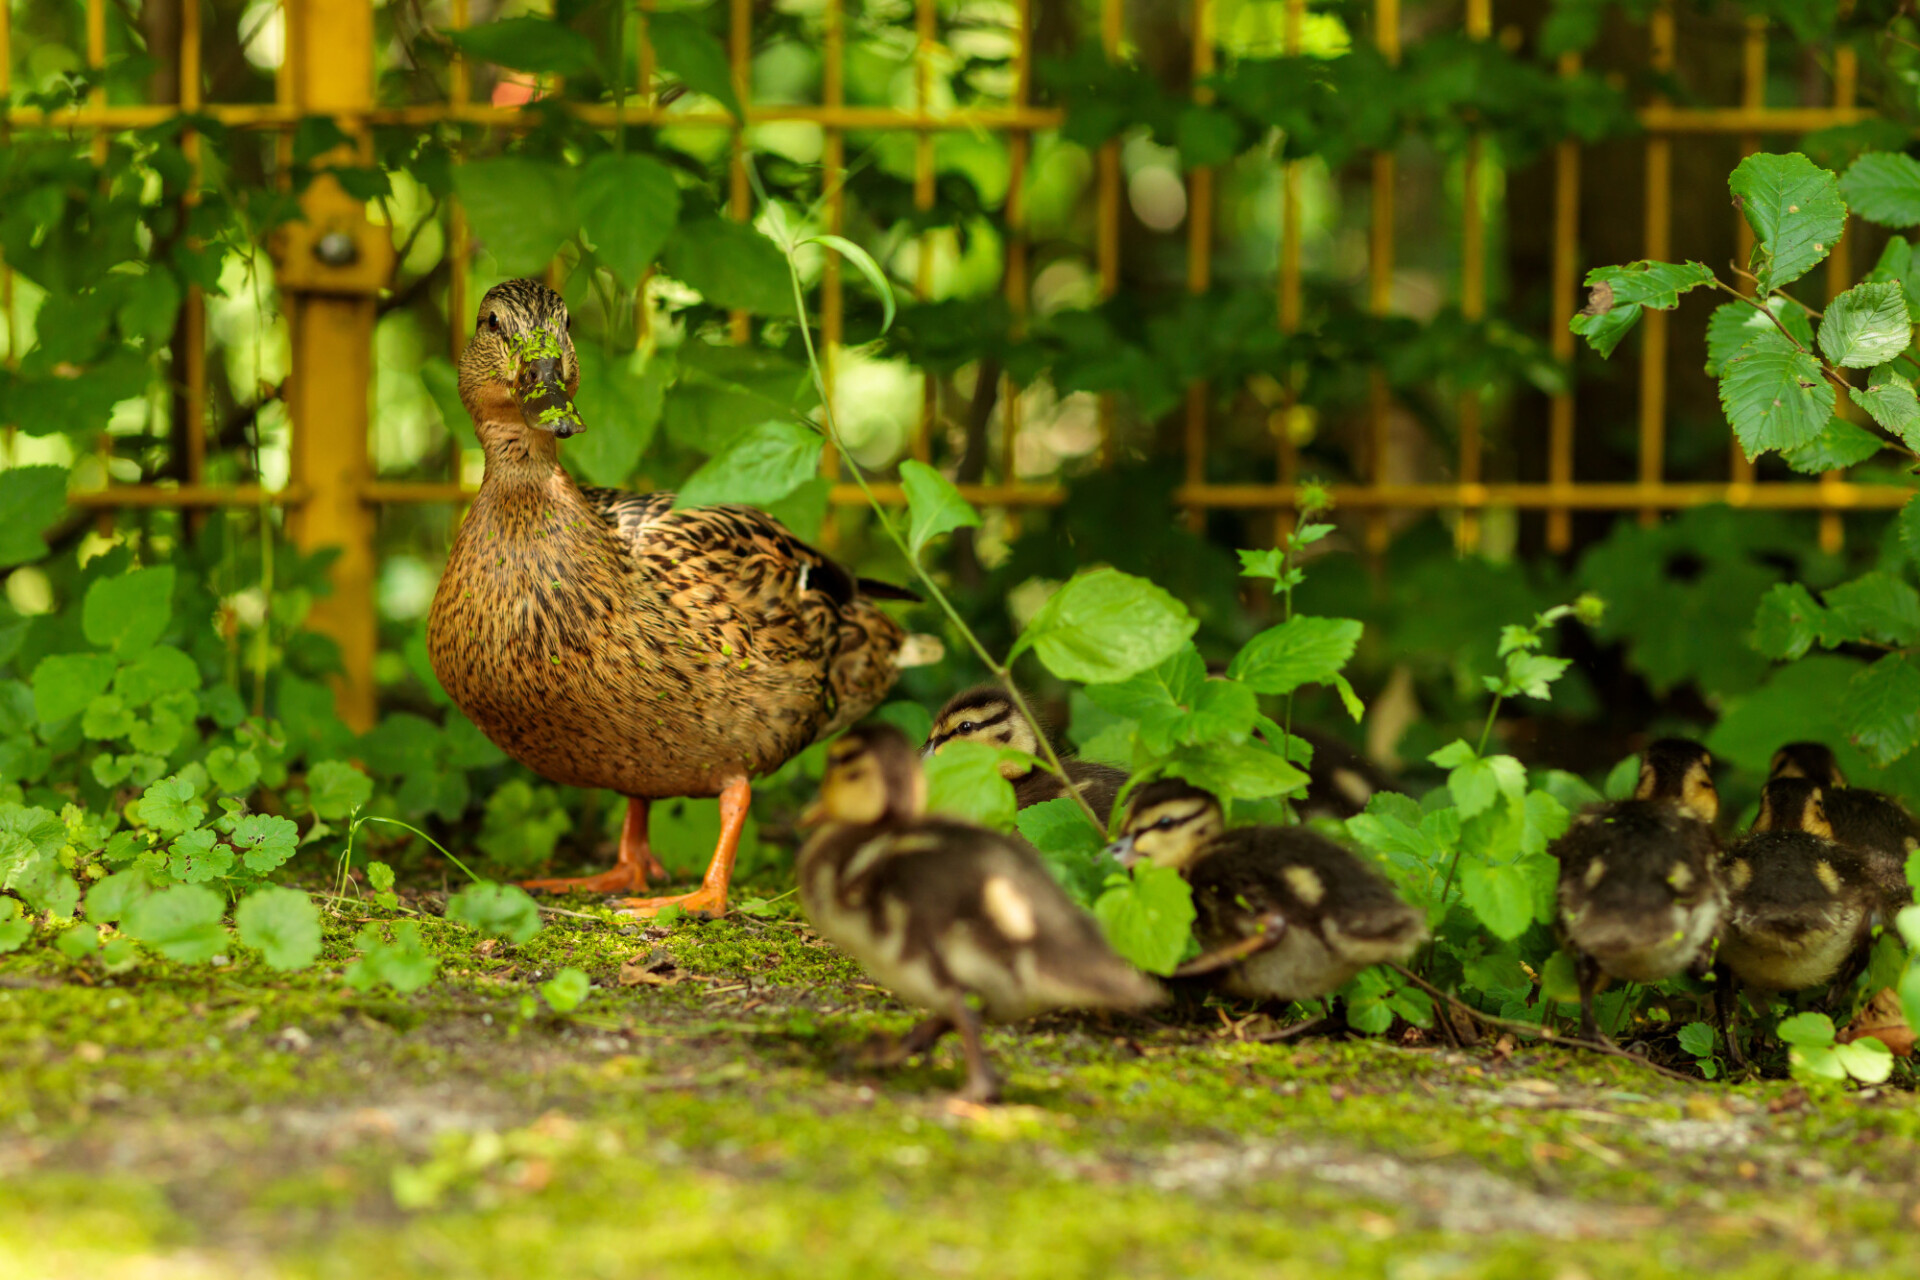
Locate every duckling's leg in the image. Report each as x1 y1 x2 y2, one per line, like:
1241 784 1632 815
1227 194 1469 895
519 798 666 894
854 1016 955 1069
613 774 750 919
1574 951 1613 1047
950 996 1001 1104
1715 967 1747 1069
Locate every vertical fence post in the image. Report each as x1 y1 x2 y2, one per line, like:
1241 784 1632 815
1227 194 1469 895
280 0 386 732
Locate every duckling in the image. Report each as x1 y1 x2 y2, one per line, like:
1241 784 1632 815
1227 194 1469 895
1105 780 1427 1003
1293 726 1407 823
923 686 1129 825
1719 777 1903 1001
797 725 1162 1102
1550 738 1725 1045
428 279 939 918
1768 741 1917 892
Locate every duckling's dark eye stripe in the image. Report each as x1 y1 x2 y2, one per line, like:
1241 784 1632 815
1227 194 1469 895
929 706 1012 750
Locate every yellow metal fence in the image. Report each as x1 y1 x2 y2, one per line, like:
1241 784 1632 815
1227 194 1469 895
0 0 1898 728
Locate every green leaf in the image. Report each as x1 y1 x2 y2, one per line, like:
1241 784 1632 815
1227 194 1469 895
235 886 322 970
540 966 592 1012
1431 745 1526 818
1569 302 1641 358
646 12 744 121
923 740 1017 829
1901 960 1920 1044
118 266 181 344
576 153 681 289
1833 1036 1895 1084
1341 968 1398 1034
1718 332 1836 460
802 234 896 334
1752 582 1827 660
1840 151 1920 228
32 653 117 726
445 16 597 76
1817 282 1911 369
1459 857 1536 941
167 828 231 883
1729 152 1847 292
1901 495 1920 563
206 746 262 796
1227 616 1364 695
446 881 543 944
306 761 372 821
85 869 152 922
1093 863 1196 977
1016 798 1106 902
453 159 577 277
137 776 206 834
82 694 134 741
1012 569 1197 685
673 421 823 511
1583 259 1715 309
899 459 980 559
1501 652 1572 700
83 566 175 657
1843 653 1920 767
0 897 28 952
1823 572 1920 647
343 921 439 994
1780 417 1884 474
0 466 69 567
1849 368 1920 450
570 346 670 488
1677 1021 1716 1058
229 813 299 874
1162 742 1308 802
661 217 793 315
121 884 226 963
1705 298 1813 377
115 646 199 707
1775 1010 1836 1048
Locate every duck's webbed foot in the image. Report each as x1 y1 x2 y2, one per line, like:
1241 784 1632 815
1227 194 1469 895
521 798 661 893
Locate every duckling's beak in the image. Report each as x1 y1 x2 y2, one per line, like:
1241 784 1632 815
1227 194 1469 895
1103 834 1140 869
515 357 585 438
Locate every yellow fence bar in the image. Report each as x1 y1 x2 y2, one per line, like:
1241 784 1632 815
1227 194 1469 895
1456 0 1490 553
1730 16 1763 487
1184 0 1215 532
1275 0 1304 501
1821 41 1859 555
912 0 936 465
1096 0 1122 466
1001 0 1032 493
727 0 751 346
1546 52 1582 554
819 0 845 496
1638 3 1675 527
1365 0 1400 555
182 0 207 499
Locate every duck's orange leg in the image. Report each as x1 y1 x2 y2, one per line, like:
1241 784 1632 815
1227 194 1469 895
614 775 749 919
519 798 667 894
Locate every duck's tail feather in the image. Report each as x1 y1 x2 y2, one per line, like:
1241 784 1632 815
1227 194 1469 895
859 577 922 603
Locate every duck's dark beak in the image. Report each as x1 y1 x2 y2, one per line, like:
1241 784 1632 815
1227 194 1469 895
515 357 585 438
1103 834 1140 869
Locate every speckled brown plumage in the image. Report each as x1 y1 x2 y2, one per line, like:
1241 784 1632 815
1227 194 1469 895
427 280 930 912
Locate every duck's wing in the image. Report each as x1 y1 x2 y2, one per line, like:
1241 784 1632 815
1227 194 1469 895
579 488 920 606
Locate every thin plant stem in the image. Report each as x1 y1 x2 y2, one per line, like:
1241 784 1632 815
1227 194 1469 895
354 815 485 884
771 223 1106 833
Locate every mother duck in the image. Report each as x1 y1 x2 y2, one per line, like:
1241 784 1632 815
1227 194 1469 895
429 279 936 917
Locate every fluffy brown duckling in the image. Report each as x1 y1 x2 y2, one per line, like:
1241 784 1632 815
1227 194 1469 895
923 686 1129 826
1550 738 1725 1045
427 279 936 918
1769 742 1917 890
1104 780 1427 1003
797 725 1162 1102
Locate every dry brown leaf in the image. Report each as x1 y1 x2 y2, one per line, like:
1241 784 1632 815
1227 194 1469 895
1837 987 1915 1058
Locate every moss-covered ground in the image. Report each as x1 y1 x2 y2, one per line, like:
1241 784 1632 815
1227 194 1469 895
4 880 1919 1279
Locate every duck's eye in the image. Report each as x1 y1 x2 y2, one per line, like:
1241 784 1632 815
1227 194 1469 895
486 312 501 333
1154 816 1176 830
958 720 976 734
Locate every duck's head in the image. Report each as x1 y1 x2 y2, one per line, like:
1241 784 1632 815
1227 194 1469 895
459 278 584 440
1104 778 1224 873
802 724 927 828
923 686 1039 778
1753 777 1834 839
1634 738 1718 824
1769 741 1845 789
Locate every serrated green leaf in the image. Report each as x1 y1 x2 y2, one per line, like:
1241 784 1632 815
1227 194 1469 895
307 760 372 821
167 828 230 882
82 694 134 741
85 869 151 922
1730 152 1847 291
446 881 543 944
1584 259 1715 309
674 421 823 511
1503 652 1572 700
229 813 299 874
114 645 198 707
1162 741 1308 802
1834 1036 1895 1083
662 217 793 316
1849 368 1920 450
1776 1010 1837 1047
646 11 744 121
1901 494 1920 563
1823 572 1920 647
1092 862 1195 977
1677 1021 1717 1058
1817 282 1911 368
1752 582 1828 660
1227 616 1363 695
121 884 226 963
453 159 576 277
32 653 117 726
1840 151 1920 228
540 966 592 1012
1780 417 1884 474
1568 301 1641 358
1704 298 1813 377
567 344 669 490
923 740 1018 830
1459 857 1535 941
0 466 69 567
235 886 322 970
1843 653 1920 766
83 566 174 656
1445 752 1527 819
343 921 439 994
899 459 980 559
1718 332 1836 460
576 153 680 289
445 15 597 76
1016 798 1106 902
1013 569 1197 685
138 776 205 833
